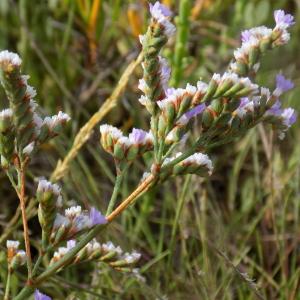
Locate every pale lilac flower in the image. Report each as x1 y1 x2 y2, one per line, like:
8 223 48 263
241 26 272 43
275 74 294 94
241 30 251 42
37 179 61 196
178 103 206 125
89 207 107 226
129 128 148 145
274 10 295 29
150 1 172 18
66 240 76 249
282 108 297 127
158 56 171 91
239 97 250 108
267 100 282 116
34 289 51 300
149 1 176 37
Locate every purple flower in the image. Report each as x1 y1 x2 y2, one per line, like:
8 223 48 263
239 97 250 108
129 128 148 144
34 289 51 300
178 104 206 125
241 30 251 42
276 74 294 93
149 2 172 18
282 108 297 127
149 2 175 37
89 207 107 226
267 100 282 116
158 56 171 91
185 104 206 119
274 10 295 29
66 240 76 249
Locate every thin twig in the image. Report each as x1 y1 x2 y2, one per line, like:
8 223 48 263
51 52 143 182
18 166 33 280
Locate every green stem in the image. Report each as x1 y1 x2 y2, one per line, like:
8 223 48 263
4 268 12 300
106 169 125 216
170 0 191 86
32 254 43 277
168 174 191 267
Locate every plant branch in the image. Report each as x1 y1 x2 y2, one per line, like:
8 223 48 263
106 167 126 215
17 165 33 280
4 267 12 300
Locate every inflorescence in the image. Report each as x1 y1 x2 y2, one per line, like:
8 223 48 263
0 2 297 299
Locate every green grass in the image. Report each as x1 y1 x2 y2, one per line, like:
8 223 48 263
0 0 300 299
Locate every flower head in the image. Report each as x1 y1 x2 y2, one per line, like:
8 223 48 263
22 142 35 156
158 56 171 91
34 290 52 300
275 74 294 95
43 111 71 130
89 207 107 226
128 128 152 145
177 103 206 125
149 1 176 37
274 10 295 29
282 107 297 127
0 50 22 69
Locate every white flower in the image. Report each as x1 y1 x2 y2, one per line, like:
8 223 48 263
102 241 123 255
182 153 213 175
65 206 82 218
52 240 76 261
26 85 37 99
196 81 208 93
139 34 146 45
22 142 35 155
43 111 70 130
0 50 22 66
6 240 20 249
212 73 221 83
0 108 13 118
123 251 141 264
100 124 123 140
138 79 147 93
138 95 150 107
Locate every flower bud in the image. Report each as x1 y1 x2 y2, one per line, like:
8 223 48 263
0 109 15 164
6 240 26 269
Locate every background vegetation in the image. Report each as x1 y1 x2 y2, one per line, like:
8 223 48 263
0 0 299 299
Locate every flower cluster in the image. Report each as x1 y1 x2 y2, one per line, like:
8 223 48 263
100 3 296 185
6 240 26 270
100 125 153 167
163 152 213 177
50 239 141 272
50 205 107 245
231 10 294 76
1 3 297 300
0 50 70 167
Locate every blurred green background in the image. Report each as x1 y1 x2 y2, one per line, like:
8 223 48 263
0 0 300 299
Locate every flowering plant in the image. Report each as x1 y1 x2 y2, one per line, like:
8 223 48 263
0 2 296 299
